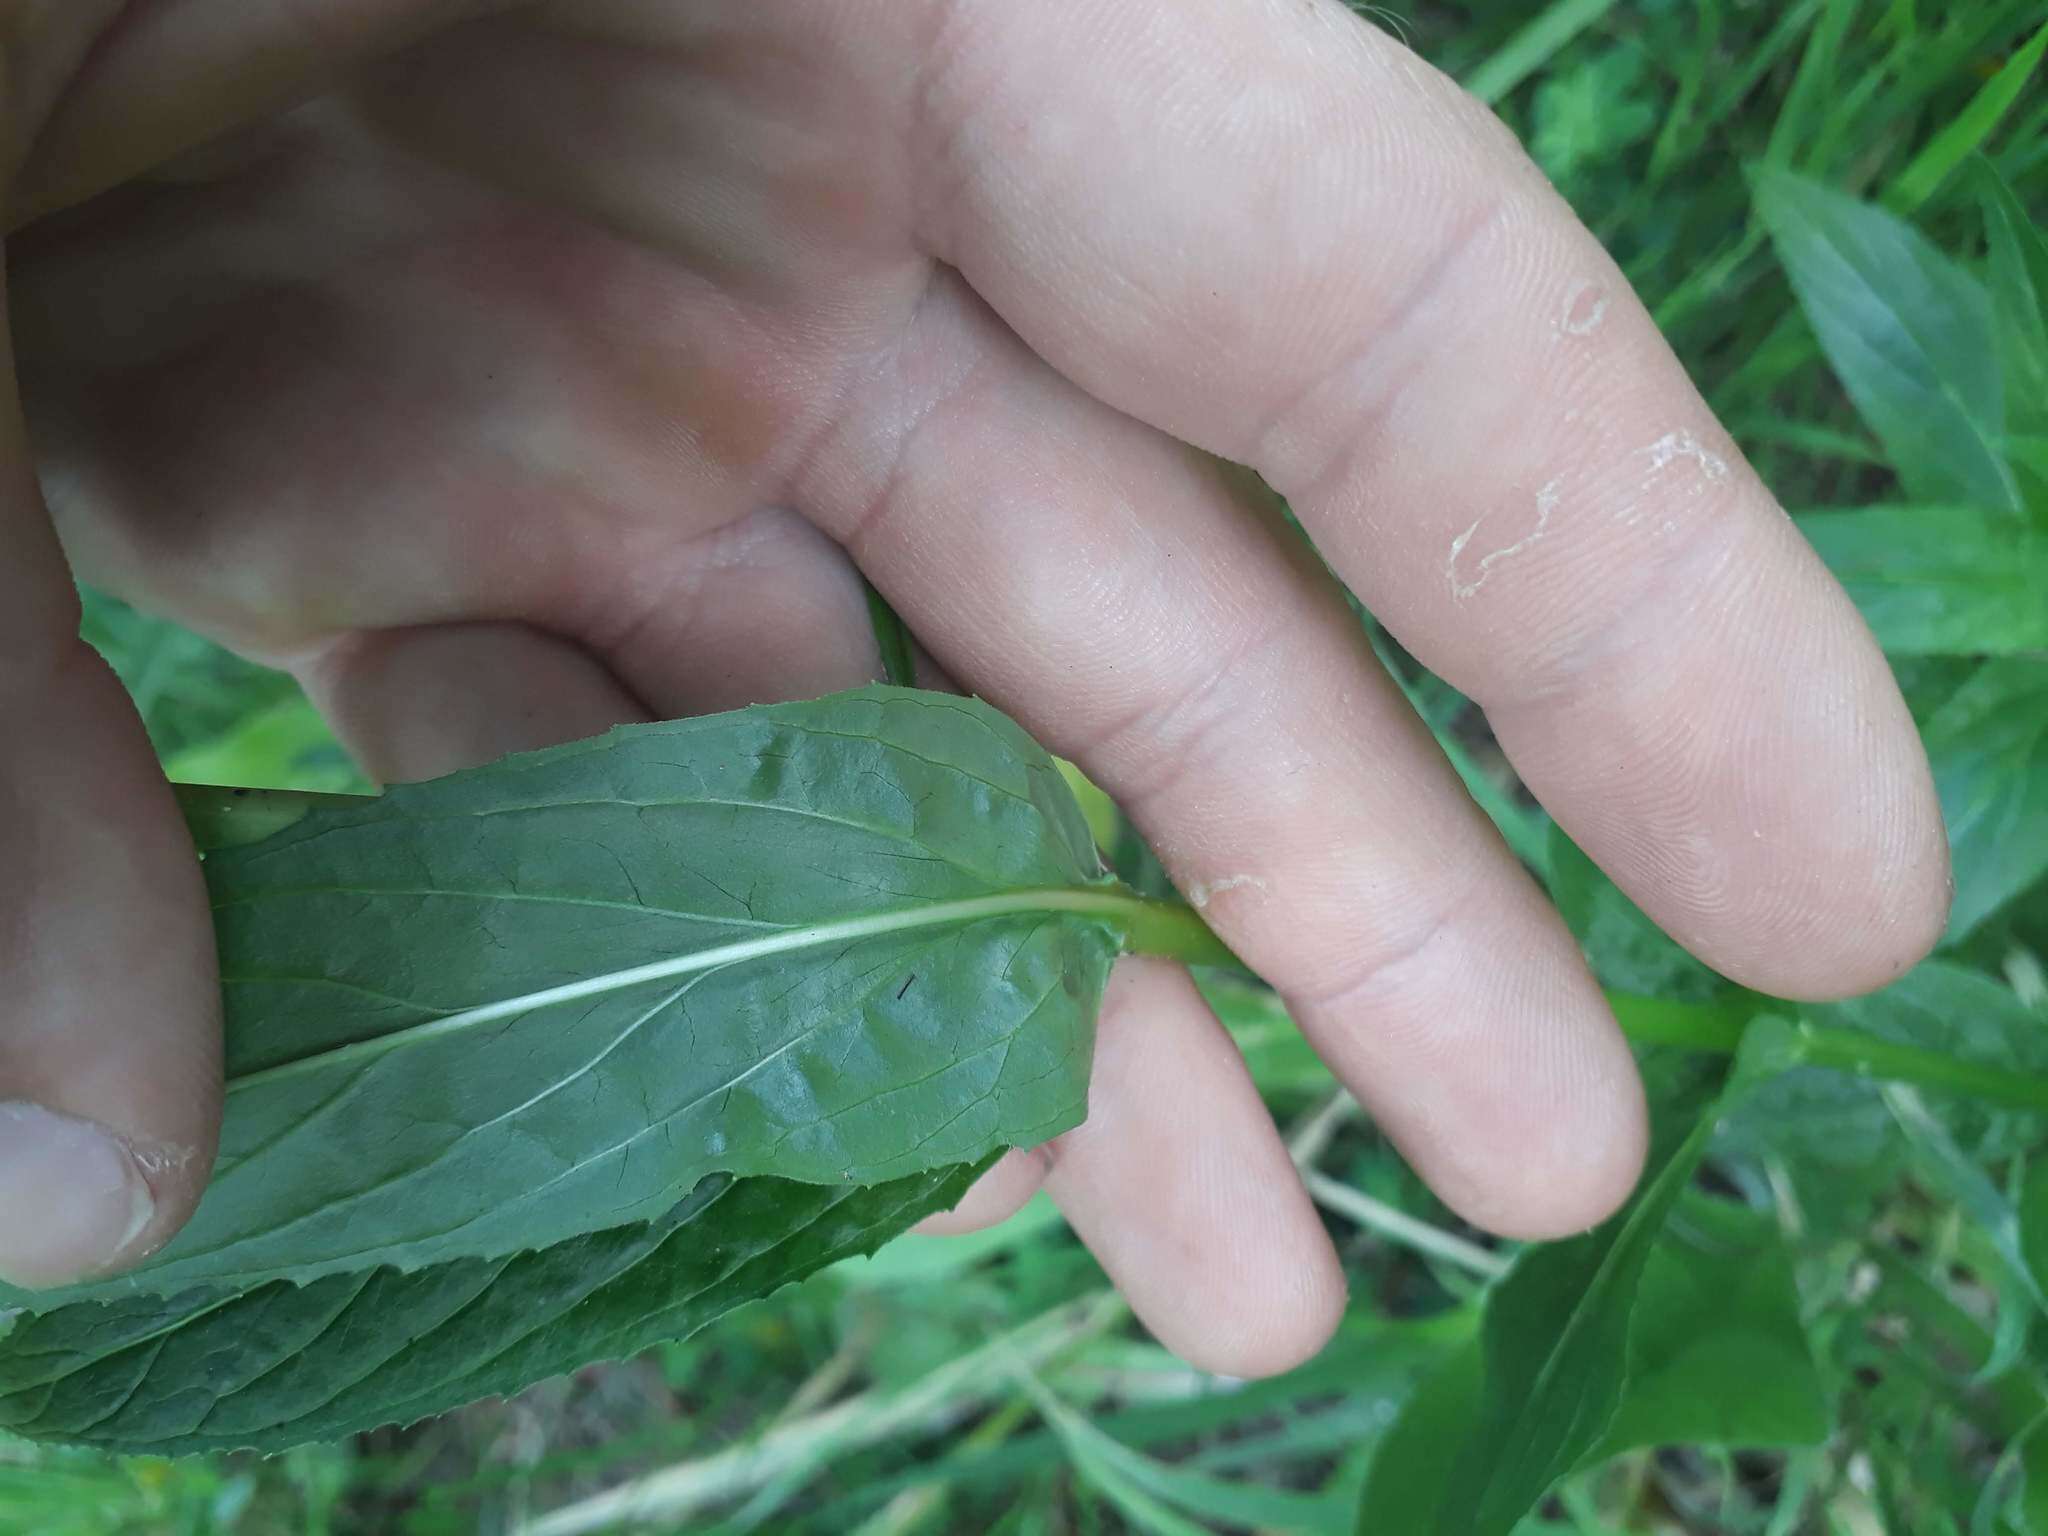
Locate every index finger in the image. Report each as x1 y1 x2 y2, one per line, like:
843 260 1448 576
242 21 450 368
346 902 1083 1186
913 0 1948 997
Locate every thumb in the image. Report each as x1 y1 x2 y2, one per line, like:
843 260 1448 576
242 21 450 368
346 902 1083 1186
0 250 220 1285
13 0 519 222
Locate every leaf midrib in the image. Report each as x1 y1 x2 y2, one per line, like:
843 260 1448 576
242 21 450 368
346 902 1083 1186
224 885 1142 1095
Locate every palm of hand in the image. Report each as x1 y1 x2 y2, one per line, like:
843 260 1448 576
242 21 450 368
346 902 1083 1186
0 0 1949 1374
25 6 970 737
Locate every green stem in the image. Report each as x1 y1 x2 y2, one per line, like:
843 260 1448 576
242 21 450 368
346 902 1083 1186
1609 989 2048 1116
1796 1023 2048 1115
1111 896 1242 969
170 786 2048 1116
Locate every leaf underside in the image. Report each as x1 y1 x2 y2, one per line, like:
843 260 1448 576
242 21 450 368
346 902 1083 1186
0 687 1121 1451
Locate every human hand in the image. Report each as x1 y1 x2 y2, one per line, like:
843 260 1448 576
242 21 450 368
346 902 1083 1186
3 0 1949 1373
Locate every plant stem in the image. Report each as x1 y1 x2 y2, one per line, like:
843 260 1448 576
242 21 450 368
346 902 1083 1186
1810 1026 2048 1114
862 578 917 688
1610 990 2048 1115
513 1291 1126 1536
1111 895 1242 968
169 786 2048 1115
1303 1169 1510 1280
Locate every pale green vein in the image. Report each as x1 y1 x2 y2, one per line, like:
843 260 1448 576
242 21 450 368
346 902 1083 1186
223 886 1216 1096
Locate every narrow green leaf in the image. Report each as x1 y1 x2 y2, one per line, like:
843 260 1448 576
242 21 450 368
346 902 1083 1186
1432 1086 1729 1533
1922 661 2048 941
1755 168 2020 512
1886 1086 2048 1362
1798 506 2048 655
1762 0 1856 173
0 1162 984 1454
1975 158 2048 435
1020 1366 1349 1535
1888 20 2048 213
1 688 1119 1310
862 578 917 689
1356 1023 1793 1535
2022 1158 2048 1305
1462 0 1621 106
1887 1085 2041 1298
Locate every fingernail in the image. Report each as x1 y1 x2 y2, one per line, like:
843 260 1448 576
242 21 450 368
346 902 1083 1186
0 1102 155 1288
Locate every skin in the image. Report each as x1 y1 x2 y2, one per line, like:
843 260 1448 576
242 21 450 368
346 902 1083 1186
0 1 1949 1372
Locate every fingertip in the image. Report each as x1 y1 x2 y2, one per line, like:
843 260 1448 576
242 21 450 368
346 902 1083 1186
1158 1222 1348 1379
1441 1060 1650 1242
911 1146 1048 1236
1711 782 1952 1003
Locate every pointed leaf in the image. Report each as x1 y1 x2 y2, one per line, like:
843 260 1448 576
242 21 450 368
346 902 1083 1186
1356 1020 1795 1535
0 688 1122 1310
1798 506 2048 655
1922 662 2048 942
0 1162 983 1453
1974 158 2048 433
1888 22 2048 215
1756 169 2019 512
1582 1196 1829 1460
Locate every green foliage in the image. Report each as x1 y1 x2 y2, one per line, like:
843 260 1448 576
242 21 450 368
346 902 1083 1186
0 1164 984 1455
1923 661 2048 942
0 690 1129 1451
1355 1026 1805 1533
1978 159 2048 434
1797 506 2048 655
1585 1195 1829 1459
1755 167 2020 512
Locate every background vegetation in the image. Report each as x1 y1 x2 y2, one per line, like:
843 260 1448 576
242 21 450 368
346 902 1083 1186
13 0 2048 1530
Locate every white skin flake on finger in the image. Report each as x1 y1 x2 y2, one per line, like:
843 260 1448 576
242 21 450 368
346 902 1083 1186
1446 477 1562 600
1639 429 1729 483
1187 874 1269 909
1556 277 1610 337
129 1139 200 1178
1616 430 1730 528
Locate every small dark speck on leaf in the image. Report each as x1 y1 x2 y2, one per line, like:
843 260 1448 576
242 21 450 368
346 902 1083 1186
897 973 916 1000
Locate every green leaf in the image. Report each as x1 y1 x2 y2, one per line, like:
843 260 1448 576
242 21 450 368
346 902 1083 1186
1975 157 2048 437
1461 0 1622 106
77 589 307 762
2 688 1118 1308
1355 1022 1793 1535
1582 1196 1830 1460
2022 1158 2048 1305
1798 506 2048 655
0 688 1144 1449
1885 1082 2042 1304
861 578 917 689
1923 661 2048 942
163 696 370 794
1350 1321 1486 1533
1198 975 1335 1101
1019 1365 1351 1536
1755 168 2021 513
1814 960 2048 1083
1887 21 2048 214
0 1161 983 1454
